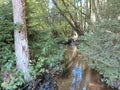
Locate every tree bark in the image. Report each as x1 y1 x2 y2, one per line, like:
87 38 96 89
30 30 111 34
91 0 99 22
52 0 84 35
12 0 30 82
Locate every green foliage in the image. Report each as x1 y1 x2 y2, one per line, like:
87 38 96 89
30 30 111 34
26 0 77 37
1 0 65 89
78 0 120 88
0 1 24 90
28 29 64 77
26 0 67 77
1 69 24 90
1 0 119 89
78 30 120 80
81 34 119 88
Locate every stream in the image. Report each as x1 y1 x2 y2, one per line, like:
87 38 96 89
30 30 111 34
21 45 117 90
57 45 116 90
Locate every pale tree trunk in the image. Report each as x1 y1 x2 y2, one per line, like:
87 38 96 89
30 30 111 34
91 0 99 22
12 0 30 82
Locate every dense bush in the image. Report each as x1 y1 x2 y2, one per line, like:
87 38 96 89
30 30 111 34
0 1 25 90
78 9 120 90
28 29 64 77
78 0 120 89
1 0 120 89
26 0 65 78
0 1 64 89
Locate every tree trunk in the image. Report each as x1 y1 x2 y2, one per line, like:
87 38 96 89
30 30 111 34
91 0 99 22
12 0 30 82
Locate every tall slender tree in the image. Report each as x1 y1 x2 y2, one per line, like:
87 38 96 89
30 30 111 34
12 0 30 82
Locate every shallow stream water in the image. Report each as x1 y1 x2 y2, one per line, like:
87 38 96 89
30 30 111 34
57 45 116 90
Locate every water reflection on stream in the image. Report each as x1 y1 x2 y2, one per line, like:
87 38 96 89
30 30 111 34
57 45 115 90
